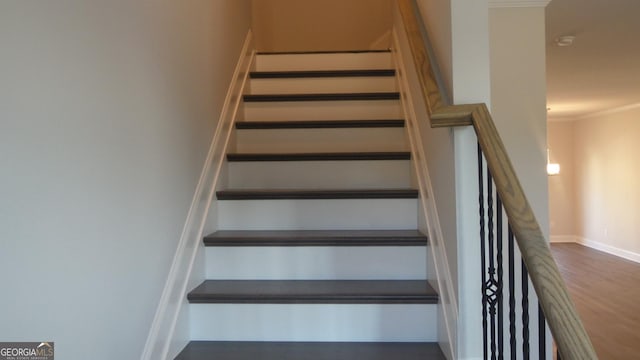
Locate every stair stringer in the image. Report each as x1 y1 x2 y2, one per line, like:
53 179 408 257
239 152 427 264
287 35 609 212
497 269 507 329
391 25 458 360
140 31 255 360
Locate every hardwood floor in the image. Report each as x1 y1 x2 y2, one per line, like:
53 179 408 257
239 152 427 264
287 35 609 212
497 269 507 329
551 243 640 359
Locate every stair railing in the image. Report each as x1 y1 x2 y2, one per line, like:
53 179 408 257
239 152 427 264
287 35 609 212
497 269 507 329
396 1 597 359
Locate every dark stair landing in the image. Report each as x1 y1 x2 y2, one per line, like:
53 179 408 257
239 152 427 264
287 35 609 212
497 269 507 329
175 341 446 360
227 152 411 162
216 189 419 200
243 92 400 102
203 229 428 247
235 119 405 129
256 49 391 55
187 280 437 304
250 69 395 79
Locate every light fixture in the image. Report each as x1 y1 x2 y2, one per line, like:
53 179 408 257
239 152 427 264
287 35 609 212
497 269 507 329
547 163 560 176
555 35 576 47
547 149 560 176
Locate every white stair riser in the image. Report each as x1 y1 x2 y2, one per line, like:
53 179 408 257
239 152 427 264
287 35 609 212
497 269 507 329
255 52 393 71
242 100 402 121
227 160 411 189
190 303 437 342
233 128 407 153
217 199 418 230
249 77 397 95
205 246 427 280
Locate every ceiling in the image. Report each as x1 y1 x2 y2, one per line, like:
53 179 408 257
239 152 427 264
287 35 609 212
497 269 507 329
545 0 640 119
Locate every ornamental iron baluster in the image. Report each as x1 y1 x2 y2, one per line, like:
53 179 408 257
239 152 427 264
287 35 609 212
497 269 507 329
478 143 489 359
539 303 546 359
522 261 530 360
487 171 498 360
509 226 517 359
497 196 504 360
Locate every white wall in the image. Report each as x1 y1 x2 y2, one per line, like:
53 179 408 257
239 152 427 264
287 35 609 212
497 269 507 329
0 1 251 359
572 106 640 261
451 3 492 358
489 6 549 239
548 121 576 239
489 11 551 357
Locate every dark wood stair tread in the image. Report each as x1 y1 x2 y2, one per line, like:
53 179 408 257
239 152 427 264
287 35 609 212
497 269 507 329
235 119 405 129
227 152 410 162
256 49 391 55
216 189 419 200
175 341 446 360
243 92 400 102
250 69 395 79
187 280 438 304
204 230 428 247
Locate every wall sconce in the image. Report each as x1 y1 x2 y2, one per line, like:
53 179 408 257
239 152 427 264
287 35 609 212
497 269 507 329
547 163 560 176
547 149 560 176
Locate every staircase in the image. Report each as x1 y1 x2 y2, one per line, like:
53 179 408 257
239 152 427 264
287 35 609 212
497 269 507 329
175 51 445 359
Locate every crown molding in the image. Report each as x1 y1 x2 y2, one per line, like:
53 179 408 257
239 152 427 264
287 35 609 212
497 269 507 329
547 102 640 122
489 0 551 8
576 102 640 121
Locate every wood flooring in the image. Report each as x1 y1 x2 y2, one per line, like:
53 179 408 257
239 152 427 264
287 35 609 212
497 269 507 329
551 243 640 360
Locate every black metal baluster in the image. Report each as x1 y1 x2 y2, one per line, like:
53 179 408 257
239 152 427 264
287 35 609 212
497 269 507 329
497 197 504 360
478 143 488 360
487 172 497 360
508 227 516 359
539 303 546 359
522 261 530 360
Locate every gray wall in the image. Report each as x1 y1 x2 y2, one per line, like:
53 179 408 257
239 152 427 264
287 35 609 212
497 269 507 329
0 1 251 359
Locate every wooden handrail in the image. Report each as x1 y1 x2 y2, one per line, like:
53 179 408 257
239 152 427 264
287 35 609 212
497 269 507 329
397 1 598 359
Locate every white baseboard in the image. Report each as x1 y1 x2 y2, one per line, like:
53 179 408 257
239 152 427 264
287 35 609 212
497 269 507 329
551 235 640 264
576 237 640 264
550 235 578 243
140 30 254 360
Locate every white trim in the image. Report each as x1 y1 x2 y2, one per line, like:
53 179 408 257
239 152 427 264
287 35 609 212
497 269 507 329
391 26 457 360
576 237 640 264
550 235 578 243
140 30 254 360
369 30 392 50
574 102 640 121
489 0 551 8
549 102 640 123
546 116 578 123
